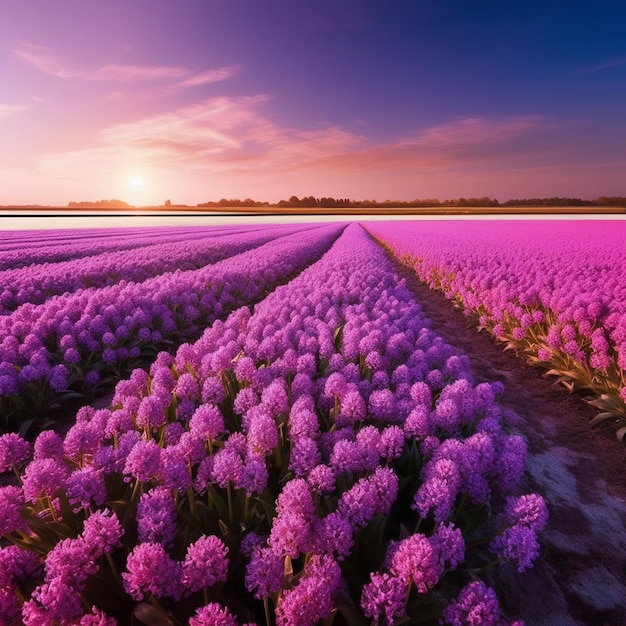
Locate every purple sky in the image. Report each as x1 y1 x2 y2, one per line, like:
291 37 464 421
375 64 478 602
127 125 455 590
1 1 625 206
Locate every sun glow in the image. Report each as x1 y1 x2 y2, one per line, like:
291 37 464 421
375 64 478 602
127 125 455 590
129 176 144 190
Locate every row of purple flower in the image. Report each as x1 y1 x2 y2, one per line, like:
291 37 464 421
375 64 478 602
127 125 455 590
366 220 626 436
0 224 300 313
0 223 546 624
0 224 342 425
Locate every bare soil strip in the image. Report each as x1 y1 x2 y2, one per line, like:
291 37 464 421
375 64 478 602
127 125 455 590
388 255 626 625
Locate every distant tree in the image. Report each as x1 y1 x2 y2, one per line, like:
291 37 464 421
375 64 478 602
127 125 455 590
164 199 172 207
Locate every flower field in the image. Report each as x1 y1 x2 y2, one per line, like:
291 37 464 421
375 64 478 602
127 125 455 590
0 222 549 625
366 220 626 440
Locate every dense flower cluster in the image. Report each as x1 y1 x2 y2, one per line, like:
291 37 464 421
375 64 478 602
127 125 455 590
0 223 342 422
0 223 544 624
0 224 303 313
366 220 626 436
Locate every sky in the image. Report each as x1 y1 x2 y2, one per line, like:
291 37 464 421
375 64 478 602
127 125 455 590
1 0 625 206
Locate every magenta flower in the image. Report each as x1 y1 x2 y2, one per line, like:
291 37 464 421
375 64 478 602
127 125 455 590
189 404 225 441
245 545 285 598
361 571 406 625
0 433 31 472
137 486 178 547
275 554 341 626
0 545 42 589
388 533 442 593
65 466 107 512
490 524 540 572
81 509 124 555
189 602 238 626
504 493 549 532
181 535 229 594
63 422 102 464
21 458 68 503
123 439 162 483
0 485 27 534
33 430 64 461
122 542 183 601
441 581 502 625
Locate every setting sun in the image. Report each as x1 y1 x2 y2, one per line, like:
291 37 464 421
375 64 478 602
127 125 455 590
129 176 144 190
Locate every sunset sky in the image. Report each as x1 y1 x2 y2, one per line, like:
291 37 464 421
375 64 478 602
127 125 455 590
1 1 625 206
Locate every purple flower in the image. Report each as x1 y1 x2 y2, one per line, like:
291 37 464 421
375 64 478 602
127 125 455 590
181 535 229 594
337 389 366 426
136 394 169 430
122 542 183 601
24 578 84 625
241 452 269 496
189 404 225 441
81 509 124 555
275 554 341 626
307 463 336 494
33 430 64 461
189 603 238 626
45 536 98 587
261 379 289 416
21 458 68 503
0 485 27 534
0 433 30 473
368 388 396 421
289 436 321 476
160 446 192 492
388 533 442 593
201 376 226 404
63 422 102 465
361 572 406 625
48 364 69 392
123 439 163 483
378 425 405 461
210 446 245 489
246 407 279 455
245 545 285 598
233 387 259 415
137 486 178 547
65 466 107 512
0 545 42 589
432 522 465 570
338 467 399 529
504 494 549 532
413 458 461 523
0 587 22 624
441 581 502 626
78 606 118 625
490 524 540 572
175 372 200 401
317 511 354 559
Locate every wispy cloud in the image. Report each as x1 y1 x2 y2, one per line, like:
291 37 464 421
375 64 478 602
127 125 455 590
13 43 234 88
0 104 25 118
575 55 626 75
13 44 71 78
177 66 239 88
37 94 550 185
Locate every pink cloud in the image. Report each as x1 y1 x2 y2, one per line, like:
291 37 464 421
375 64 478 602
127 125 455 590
13 44 72 78
0 104 25 117
177 66 238 88
13 43 232 87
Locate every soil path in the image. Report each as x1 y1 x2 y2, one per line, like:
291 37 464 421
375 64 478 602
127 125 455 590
390 258 626 625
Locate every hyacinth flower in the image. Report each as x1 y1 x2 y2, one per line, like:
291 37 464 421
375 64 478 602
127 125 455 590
366 220 626 440
0 223 343 430
0 223 546 624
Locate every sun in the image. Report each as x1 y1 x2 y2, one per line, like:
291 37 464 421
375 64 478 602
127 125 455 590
129 176 144 191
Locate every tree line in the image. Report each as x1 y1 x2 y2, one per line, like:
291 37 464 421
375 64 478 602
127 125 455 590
197 195 626 208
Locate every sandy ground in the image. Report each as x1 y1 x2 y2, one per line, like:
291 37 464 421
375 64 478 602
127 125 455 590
393 261 626 625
